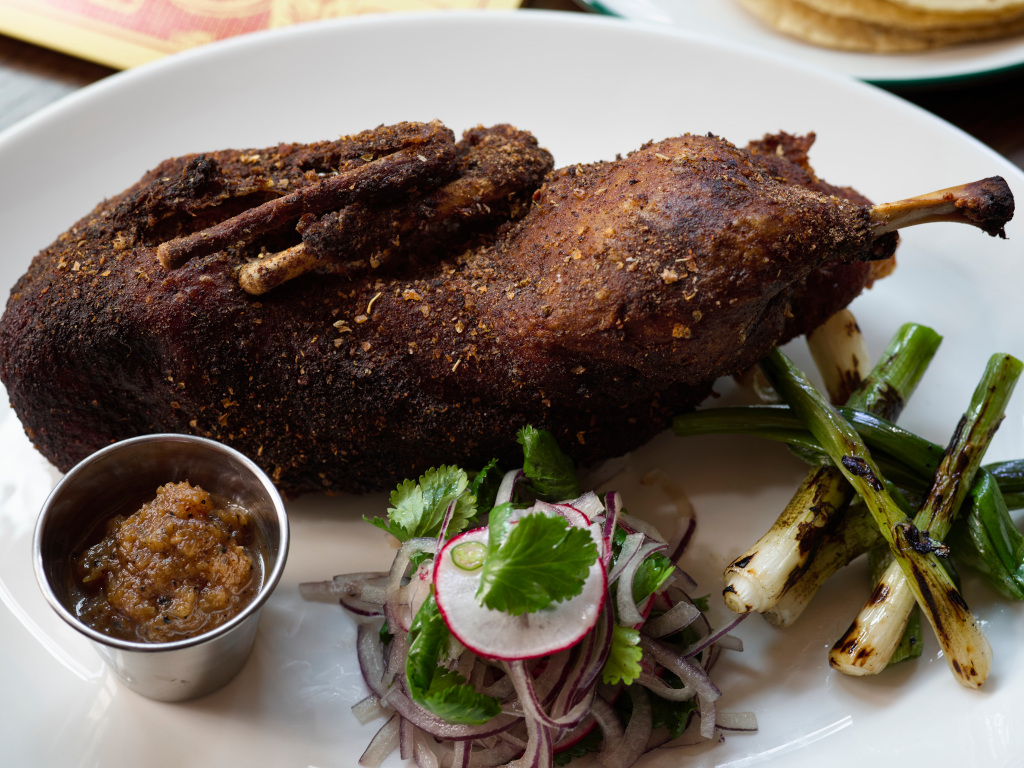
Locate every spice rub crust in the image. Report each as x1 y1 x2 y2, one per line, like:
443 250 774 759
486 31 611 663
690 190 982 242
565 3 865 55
0 126 889 496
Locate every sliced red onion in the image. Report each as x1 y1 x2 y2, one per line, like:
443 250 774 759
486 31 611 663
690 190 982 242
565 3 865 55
550 607 612 717
436 496 462 550
588 694 625 756
400 715 416 761
506 710 552 768
641 599 702 639
414 730 441 768
468 740 524 767
532 499 590 529
452 740 472 768
356 623 387 697
698 691 717 739
714 711 758 732
639 636 722 703
615 545 649 627
659 723 724 748
552 715 597 754
351 694 388 725
568 491 605 520
359 713 400 768
598 686 651 768
299 572 383 600
339 594 385 619
684 613 748 659
498 730 527 750
575 605 615 696
360 582 388 606
607 531 645 585
636 671 695 702
505 660 590 730
669 566 699 593
300 573 387 618
383 680 522 742
382 632 409 691
601 492 622 566
480 673 515 701
531 648 575 707
616 511 667 544
495 469 524 506
386 537 436 634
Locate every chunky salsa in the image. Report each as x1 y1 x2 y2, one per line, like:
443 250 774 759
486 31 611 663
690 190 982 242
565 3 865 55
72 481 262 642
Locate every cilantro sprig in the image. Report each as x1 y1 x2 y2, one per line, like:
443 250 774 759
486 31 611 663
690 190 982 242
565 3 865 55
518 425 581 502
406 594 501 725
475 511 598 615
602 625 643 685
365 465 477 542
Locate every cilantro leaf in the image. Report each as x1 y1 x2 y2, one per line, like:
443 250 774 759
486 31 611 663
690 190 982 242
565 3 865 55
470 458 503 512
486 502 516 552
518 426 581 502
420 669 502 725
365 465 476 542
611 526 676 603
602 625 643 685
476 512 598 615
406 594 500 725
648 674 698 738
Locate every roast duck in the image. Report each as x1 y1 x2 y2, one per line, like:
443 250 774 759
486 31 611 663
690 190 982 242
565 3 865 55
0 121 1013 496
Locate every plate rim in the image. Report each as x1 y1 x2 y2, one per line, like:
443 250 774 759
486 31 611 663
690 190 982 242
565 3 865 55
575 0 1024 84
1 10 1023 768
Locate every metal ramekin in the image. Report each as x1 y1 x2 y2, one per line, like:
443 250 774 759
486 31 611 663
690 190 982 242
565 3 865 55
33 434 289 702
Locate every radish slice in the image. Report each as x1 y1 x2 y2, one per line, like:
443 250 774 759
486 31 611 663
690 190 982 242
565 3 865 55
434 528 606 661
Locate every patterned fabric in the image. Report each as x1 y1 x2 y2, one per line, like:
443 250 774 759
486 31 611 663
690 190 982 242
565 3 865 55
0 0 522 68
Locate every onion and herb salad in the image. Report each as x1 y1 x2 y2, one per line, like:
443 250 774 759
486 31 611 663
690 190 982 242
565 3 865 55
301 426 754 768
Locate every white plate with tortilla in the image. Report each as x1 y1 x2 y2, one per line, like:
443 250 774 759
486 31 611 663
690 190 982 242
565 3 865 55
1 10 1022 768
578 0 1024 83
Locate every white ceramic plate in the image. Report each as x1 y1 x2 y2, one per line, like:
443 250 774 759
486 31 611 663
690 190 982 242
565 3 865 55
578 0 1024 83
1 10 1022 768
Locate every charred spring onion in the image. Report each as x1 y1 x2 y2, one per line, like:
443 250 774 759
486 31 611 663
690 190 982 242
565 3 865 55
758 347 992 688
830 353 1021 676
677 334 1023 689
722 322 941 618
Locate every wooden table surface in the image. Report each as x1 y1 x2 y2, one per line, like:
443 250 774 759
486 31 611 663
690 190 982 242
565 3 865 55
1 1 1022 171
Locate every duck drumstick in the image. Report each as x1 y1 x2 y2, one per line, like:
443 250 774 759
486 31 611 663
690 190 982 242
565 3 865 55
870 177 1014 238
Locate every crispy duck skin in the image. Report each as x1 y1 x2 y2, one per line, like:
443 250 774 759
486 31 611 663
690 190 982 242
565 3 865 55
0 124 1012 496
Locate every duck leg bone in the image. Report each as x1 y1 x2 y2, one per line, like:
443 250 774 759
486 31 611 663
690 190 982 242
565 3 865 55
870 176 1014 238
156 122 457 269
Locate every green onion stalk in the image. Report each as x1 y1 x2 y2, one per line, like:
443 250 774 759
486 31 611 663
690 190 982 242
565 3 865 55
805 308 872 406
720 323 941 620
829 353 1022 678
675 403 1024 606
758 347 996 689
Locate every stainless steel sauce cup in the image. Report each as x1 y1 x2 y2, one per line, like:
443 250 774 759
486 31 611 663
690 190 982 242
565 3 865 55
33 434 289 701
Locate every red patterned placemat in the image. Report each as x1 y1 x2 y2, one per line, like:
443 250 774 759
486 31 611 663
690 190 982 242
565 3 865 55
0 0 522 69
